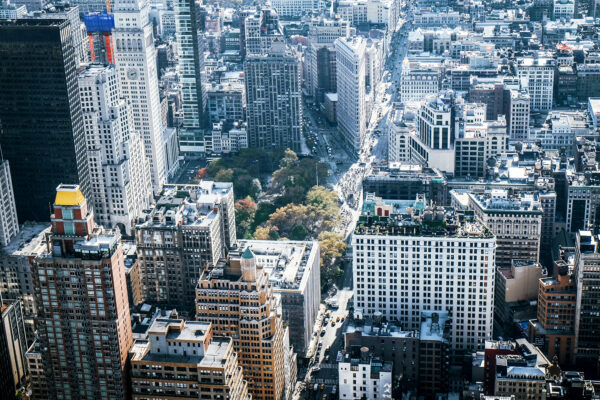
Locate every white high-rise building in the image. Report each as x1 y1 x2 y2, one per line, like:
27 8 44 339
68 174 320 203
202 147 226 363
78 63 153 236
517 56 555 112
0 157 19 246
353 194 496 350
508 88 531 140
335 36 367 153
113 0 166 193
271 0 318 18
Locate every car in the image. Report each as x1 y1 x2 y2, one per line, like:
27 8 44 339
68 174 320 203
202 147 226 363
313 367 321 373
331 320 336 327
320 384 325 390
325 354 330 362
320 329 326 336
341 316 345 322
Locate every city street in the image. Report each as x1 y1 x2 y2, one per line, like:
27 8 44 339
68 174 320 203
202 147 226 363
296 5 412 398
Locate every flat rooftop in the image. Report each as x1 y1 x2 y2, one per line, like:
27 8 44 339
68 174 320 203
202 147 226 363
236 240 317 291
1 222 49 256
148 318 211 342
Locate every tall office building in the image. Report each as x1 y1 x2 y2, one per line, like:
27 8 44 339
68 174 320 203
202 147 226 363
305 16 350 102
196 248 288 400
573 231 600 368
30 185 132 400
30 4 89 67
130 319 251 400
244 41 302 151
244 8 283 56
175 0 205 154
0 299 28 400
467 191 542 268
0 20 90 222
335 36 367 153
507 88 531 140
113 0 167 193
0 155 19 247
135 183 236 311
78 63 153 236
353 194 496 351
516 56 555 112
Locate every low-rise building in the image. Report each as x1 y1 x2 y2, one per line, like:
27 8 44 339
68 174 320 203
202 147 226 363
129 319 250 400
338 347 393 400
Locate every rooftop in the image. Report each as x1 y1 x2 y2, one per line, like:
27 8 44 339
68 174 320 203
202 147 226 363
420 310 450 342
1 222 49 256
355 194 493 239
468 190 542 214
55 184 85 206
148 318 211 342
236 240 318 291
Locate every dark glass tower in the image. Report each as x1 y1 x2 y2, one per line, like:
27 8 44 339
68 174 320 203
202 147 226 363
0 19 90 222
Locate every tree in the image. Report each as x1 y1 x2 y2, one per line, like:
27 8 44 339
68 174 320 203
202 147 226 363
195 167 208 180
253 226 271 240
235 197 258 239
215 168 234 182
318 232 347 283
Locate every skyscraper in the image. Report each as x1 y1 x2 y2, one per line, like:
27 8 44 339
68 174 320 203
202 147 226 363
175 0 205 154
335 36 367 154
30 184 132 400
0 299 28 400
135 182 236 311
353 194 496 351
113 0 167 193
78 63 153 236
196 248 289 400
574 230 600 368
0 20 90 222
244 41 302 151
0 153 19 247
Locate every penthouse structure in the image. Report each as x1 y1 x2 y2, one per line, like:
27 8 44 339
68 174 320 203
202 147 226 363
30 185 132 400
353 194 496 351
237 240 320 356
196 248 290 400
135 182 236 311
129 319 250 400
467 190 542 268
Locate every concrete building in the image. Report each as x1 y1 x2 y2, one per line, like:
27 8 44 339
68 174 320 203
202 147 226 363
495 260 546 333
363 163 447 205
399 63 441 103
388 119 412 163
588 98 600 130
129 319 250 400
516 56 555 112
353 194 496 351
25 340 47 400
135 182 236 311
0 19 91 222
30 4 88 67
244 41 302 152
0 158 18 247
30 185 132 400
175 0 204 154
68 0 108 13
206 83 245 124
553 0 575 19
566 171 600 232
529 259 577 365
304 16 350 101
0 300 27 397
467 190 542 268
78 63 153 236
244 8 283 56
573 231 600 368
507 89 531 141
335 36 367 153
113 0 167 192
338 348 393 400
0 4 27 19
271 0 317 17
493 339 550 400
0 223 49 341
410 92 455 173
237 240 320 356
196 248 291 400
